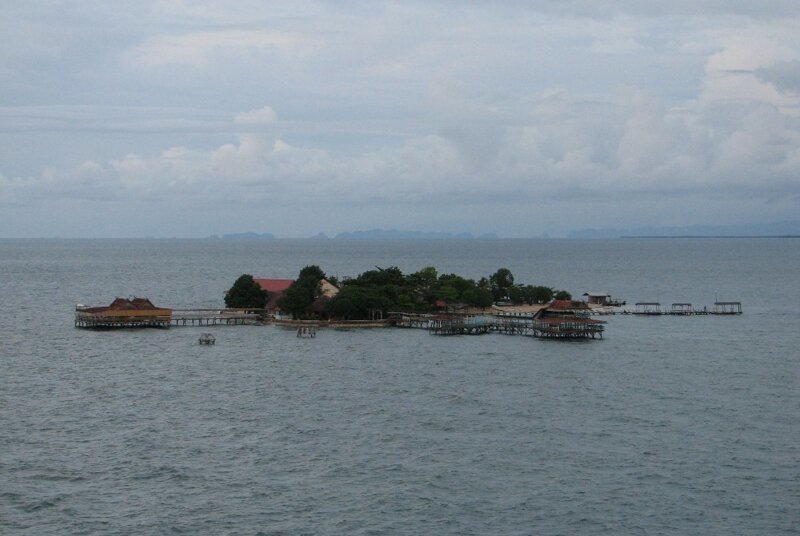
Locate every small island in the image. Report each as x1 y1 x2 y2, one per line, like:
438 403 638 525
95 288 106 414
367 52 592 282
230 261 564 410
72 266 614 339
225 265 572 321
221 265 604 338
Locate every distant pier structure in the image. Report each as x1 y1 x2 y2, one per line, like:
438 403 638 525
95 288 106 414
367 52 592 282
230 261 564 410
623 301 742 316
393 300 605 340
635 302 662 315
714 301 743 314
170 309 262 326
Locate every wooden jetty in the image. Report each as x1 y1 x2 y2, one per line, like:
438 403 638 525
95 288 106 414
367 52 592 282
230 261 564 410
391 303 605 340
430 316 494 336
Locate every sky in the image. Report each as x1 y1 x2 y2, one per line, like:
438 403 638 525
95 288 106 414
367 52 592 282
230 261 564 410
1 1 799 238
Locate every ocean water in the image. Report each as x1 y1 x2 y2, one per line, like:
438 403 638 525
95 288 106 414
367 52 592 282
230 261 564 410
1 238 798 535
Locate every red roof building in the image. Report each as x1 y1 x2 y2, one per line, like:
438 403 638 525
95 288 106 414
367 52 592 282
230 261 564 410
253 279 295 293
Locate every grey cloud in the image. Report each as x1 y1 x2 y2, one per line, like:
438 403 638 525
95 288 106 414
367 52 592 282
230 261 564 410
2 1 800 237
428 0 800 18
756 60 800 93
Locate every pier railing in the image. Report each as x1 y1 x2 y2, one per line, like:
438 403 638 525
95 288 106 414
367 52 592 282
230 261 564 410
170 309 263 326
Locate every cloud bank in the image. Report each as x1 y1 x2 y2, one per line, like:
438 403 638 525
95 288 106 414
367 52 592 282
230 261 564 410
1 1 799 237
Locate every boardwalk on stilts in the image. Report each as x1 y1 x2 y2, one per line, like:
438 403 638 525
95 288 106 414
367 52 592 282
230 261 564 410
392 312 605 339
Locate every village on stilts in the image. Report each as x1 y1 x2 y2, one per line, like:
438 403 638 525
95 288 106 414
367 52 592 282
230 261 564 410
74 266 742 341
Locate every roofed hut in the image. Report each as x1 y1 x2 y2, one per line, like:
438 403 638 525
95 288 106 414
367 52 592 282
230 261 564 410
75 297 172 328
531 300 604 339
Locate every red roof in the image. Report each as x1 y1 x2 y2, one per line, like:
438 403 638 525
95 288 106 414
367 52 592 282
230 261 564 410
254 278 294 293
549 300 589 310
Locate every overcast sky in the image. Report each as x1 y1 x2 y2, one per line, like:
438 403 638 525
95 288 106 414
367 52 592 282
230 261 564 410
1 1 799 237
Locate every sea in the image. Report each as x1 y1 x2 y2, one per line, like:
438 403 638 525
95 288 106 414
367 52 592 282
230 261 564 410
1 238 798 535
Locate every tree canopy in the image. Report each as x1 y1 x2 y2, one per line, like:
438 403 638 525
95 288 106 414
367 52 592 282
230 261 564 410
320 265 564 319
490 268 515 301
228 265 573 320
554 290 572 301
278 265 327 319
224 274 267 308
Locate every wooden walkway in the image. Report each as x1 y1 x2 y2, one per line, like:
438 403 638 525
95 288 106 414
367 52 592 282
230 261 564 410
76 309 263 329
392 313 604 339
170 309 262 327
74 314 171 329
618 301 743 316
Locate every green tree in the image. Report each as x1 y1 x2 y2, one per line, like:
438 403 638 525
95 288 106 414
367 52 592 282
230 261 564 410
298 265 326 281
490 268 514 302
408 266 438 289
407 266 438 302
279 265 327 318
325 286 389 320
355 266 405 287
224 274 267 308
438 274 474 297
554 290 572 301
279 278 320 318
433 284 460 304
523 285 554 304
462 287 494 308
508 285 526 305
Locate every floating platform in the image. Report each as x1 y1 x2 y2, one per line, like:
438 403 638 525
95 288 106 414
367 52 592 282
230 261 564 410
199 333 216 345
296 326 317 338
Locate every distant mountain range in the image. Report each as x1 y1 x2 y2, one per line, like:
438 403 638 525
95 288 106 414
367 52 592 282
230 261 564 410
212 229 499 240
332 229 499 240
212 232 276 240
210 221 799 240
568 221 800 239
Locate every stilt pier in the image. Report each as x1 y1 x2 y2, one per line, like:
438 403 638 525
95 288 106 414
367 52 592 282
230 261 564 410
392 313 604 339
170 309 263 327
619 301 743 316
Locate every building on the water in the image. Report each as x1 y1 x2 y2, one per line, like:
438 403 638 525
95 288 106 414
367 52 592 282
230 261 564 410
634 302 662 314
75 297 172 328
714 301 742 314
583 292 611 305
583 292 625 306
532 300 605 339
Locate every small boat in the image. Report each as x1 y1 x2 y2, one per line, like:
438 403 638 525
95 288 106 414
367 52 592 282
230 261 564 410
199 333 216 345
